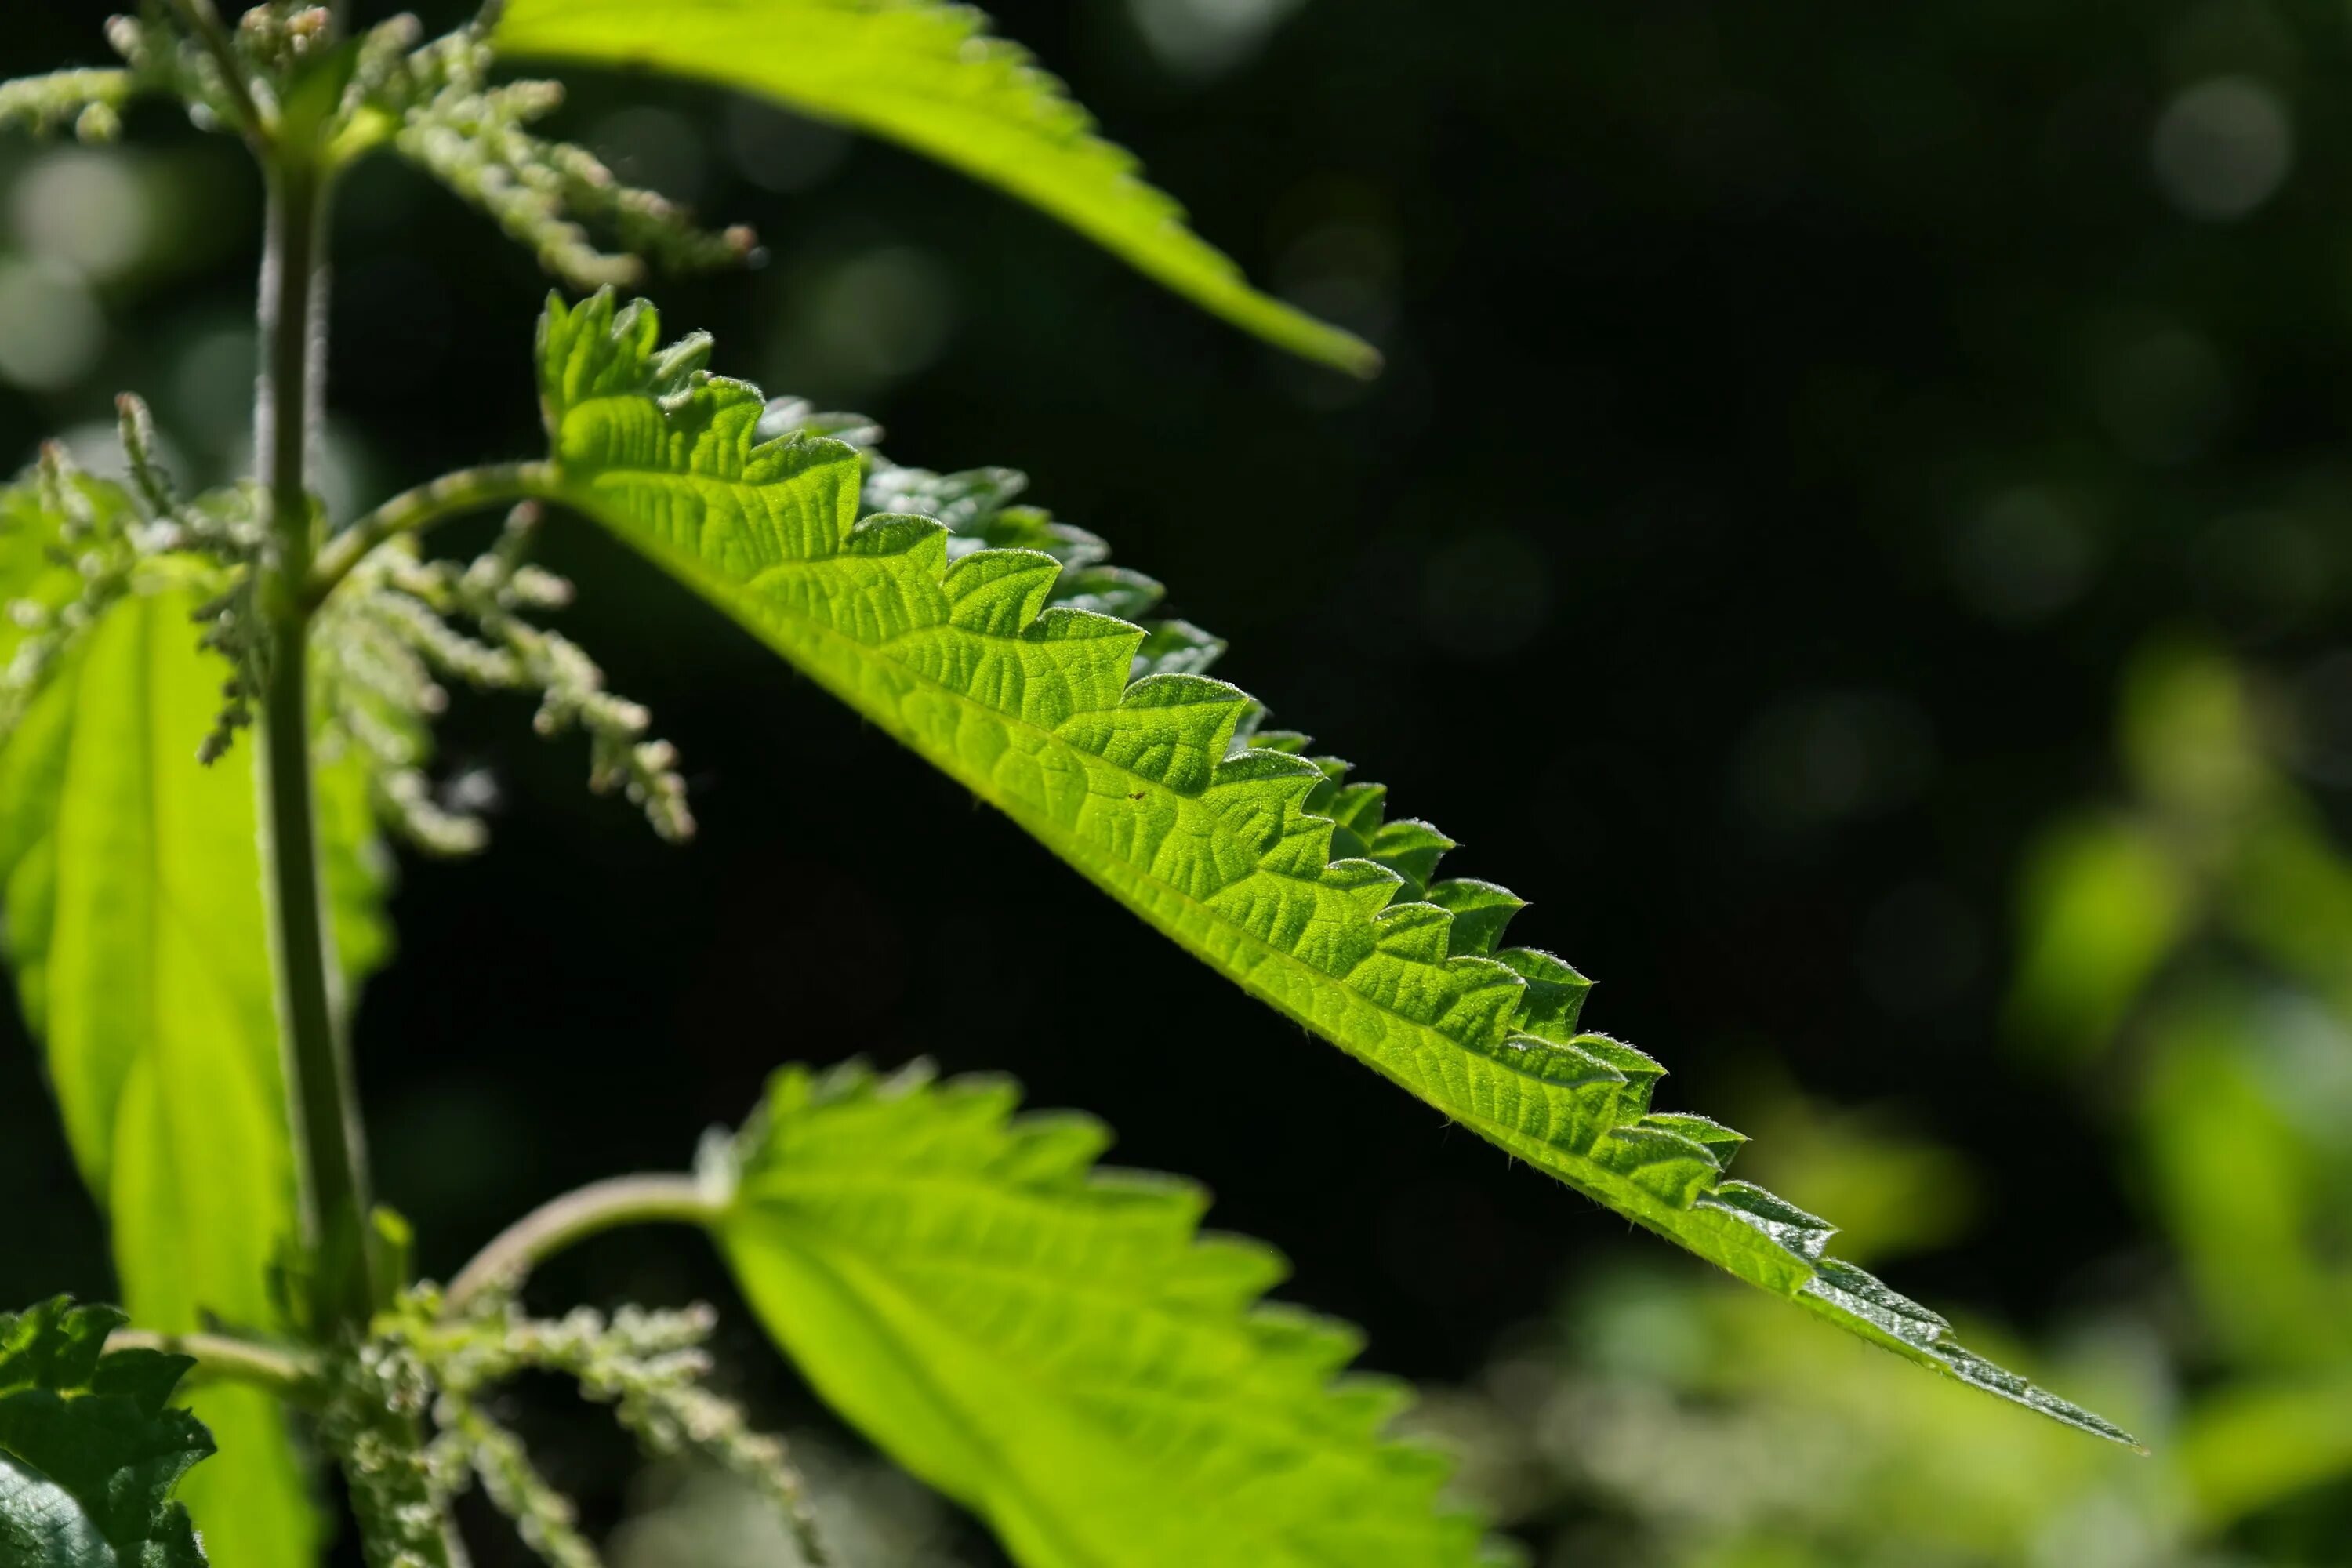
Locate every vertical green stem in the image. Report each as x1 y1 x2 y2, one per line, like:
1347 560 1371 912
256 150 374 1334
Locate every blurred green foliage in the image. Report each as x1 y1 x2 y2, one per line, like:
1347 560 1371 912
1424 642 2352 1565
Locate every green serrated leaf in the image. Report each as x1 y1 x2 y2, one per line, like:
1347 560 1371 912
489 0 1377 376
0 475 397 1568
536 292 2137 1448
0 1298 213 1568
716 1061 1511 1568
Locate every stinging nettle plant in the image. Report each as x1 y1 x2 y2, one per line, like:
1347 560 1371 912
0 2 2137 1566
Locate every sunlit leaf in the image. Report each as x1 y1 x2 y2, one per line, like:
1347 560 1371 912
533 290 2136 1446
715 1061 1508 1567
490 0 1378 376
0 477 394 1568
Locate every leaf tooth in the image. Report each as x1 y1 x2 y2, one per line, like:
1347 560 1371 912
1317 780 1388 858
1299 758 1349 828
1428 956 1530 1045
941 546 1063 635
1366 817 1454 896
1463 1034 1635 1152
1242 1303 1364 1383
1040 521 1112 569
1171 1233 1290 1308
757 395 882 449
1076 1167 1213 1234
1316 1373 1417 1440
1323 857 1410 918
1483 1033 1626 1088
991 1109 1112 1185
1004 608 1143 720
1697 1179 1838 1261
1051 563 1163 620
1131 618 1225 679
1937 1345 2144 1449
1223 700 1279 752
867 463 1028 533
1637 1111 1747 1174
1492 947 1593 1038
1369 901 1453 963
1590 1123 1719 1207
648 328 714 405
1424 877 1526 956
607 293 660 360
1567 1033 1665 1115
1802 1258 1952 1346
1205 749 1329 862
1060 672 1253 793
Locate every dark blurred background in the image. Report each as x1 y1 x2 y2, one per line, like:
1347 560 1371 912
5 2 2352 1563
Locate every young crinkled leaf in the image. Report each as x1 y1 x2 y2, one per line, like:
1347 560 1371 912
530 291 2136 1446
489 0 1377 376
0 1298 214 1568
0 476 396 1568
716 1061 1509 1568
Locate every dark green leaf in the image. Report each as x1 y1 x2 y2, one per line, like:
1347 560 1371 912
0 1298 212 1568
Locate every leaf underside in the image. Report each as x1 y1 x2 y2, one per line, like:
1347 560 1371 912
720 1061 1511 1567
0 478 394 1568
0 1298 212 1568
488 0 1378 376
535 291 2136 1449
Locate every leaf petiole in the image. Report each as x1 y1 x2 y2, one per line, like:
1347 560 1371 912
307 461 559 608
111 1329 325 1404
443 1173 719 1314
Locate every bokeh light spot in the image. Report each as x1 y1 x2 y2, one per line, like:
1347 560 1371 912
1947 487 2100 623
2151 75 2292 220
9 148 149 281
0 258 103 392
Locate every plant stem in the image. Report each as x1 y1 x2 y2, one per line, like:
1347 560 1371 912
445 1175 719 1314
307 461 560 607
113 1329 324 1404
256 148 375 1335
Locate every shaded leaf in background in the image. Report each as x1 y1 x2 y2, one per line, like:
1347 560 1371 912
490 0 1379 376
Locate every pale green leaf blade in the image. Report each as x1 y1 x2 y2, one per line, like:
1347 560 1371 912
490 0 1378 376
0 1298 215 1568
0 470 411 1567
715 1061 1505 1568
536 292 2135 1446
0 583 322 1568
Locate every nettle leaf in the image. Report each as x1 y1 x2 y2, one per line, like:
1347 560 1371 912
0 1298 212 1568
534 292 2134 1446
489 0 1377 376
717 1061 1508 1568
0 478 394 1568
